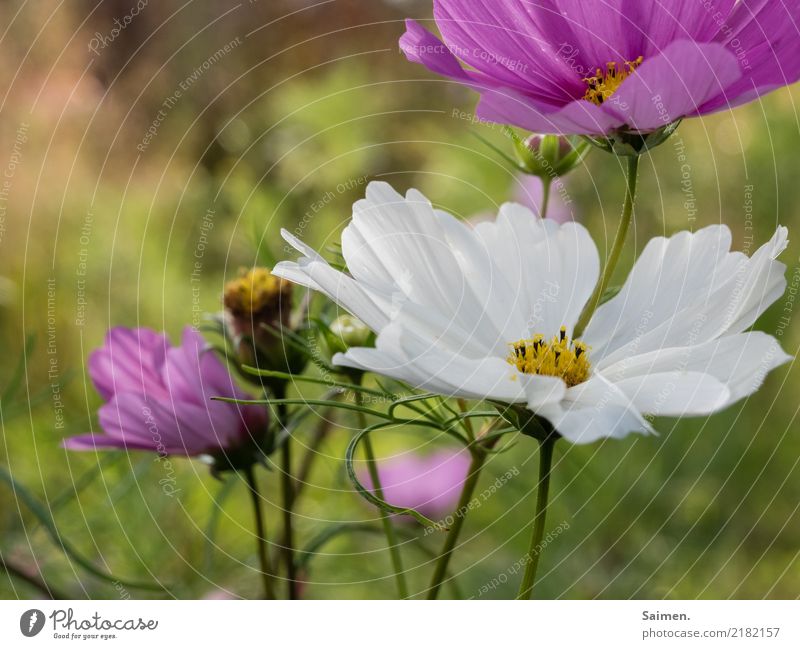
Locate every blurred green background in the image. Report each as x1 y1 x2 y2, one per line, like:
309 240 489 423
0 0 797 599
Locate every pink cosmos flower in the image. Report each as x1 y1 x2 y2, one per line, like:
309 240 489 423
64 327 266 458
401 1 800 135
361 449 471 519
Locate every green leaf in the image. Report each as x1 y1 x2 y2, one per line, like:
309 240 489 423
213 396 393 421
470 130 526 172
479 426 518 446
241 368 393 400
323 244 347 270
295 522 377 571
371 379 435 420
345 422 444 530
555 137 592 174
599 285 622 305
387 393 443 420
442 411 500 428
0 466 167 592
197 315 226 338
283 388 341 431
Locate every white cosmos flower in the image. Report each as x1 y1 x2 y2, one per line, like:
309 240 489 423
274 182 792 444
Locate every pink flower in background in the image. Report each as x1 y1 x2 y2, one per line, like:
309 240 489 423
64 327 266 457
361 449 470 520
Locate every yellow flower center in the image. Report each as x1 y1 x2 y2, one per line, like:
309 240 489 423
583 57 643 106
223 267 291 316
507 326 590 387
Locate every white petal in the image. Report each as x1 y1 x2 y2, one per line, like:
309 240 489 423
537 375 653 445
473 203 599 337
271 260 323 292
521 374 568 410
333 324 555 404
434 206 529 349
554 222 601 334
333 324 441 389
388 299 501 359
342 182 513 355
585 225 788 365
346 182 466 313
600 331 791 405
724 226 788 334
610 371 731 416
584 226 730 358
272 258 390 332
280 228 326 262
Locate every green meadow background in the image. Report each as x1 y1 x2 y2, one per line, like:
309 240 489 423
0 0 797 599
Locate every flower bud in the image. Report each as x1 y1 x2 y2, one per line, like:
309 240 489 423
223 267 305 379
326 315 373 355
513 134 589 178
224 267 291 324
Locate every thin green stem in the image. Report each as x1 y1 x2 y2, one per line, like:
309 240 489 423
356 391 409 599
574 154 640 338
426 444 489 600
516 436 556 600
456 398 475 442
540 178 552 220
279 421 298 599
294 408 337 500
277 406 336 587
244 465 276 600
271 381 298 600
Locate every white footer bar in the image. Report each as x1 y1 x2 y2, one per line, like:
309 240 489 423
1 600 797 647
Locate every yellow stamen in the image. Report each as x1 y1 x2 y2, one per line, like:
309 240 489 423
223 267 291 316
583 57 643 106
507 326 590 387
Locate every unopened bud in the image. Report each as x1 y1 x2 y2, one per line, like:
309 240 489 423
327 315 373 353
322 315 374 380
514 134 589 178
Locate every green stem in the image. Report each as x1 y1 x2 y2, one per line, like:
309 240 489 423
294 408 337 500
271 381 298 600
573 154 640 338
516 436 556 600
540 178 552 220
356 391 409 599
279 425 298 599
243 465 276 600
456 398 475 441
426 444 489 600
